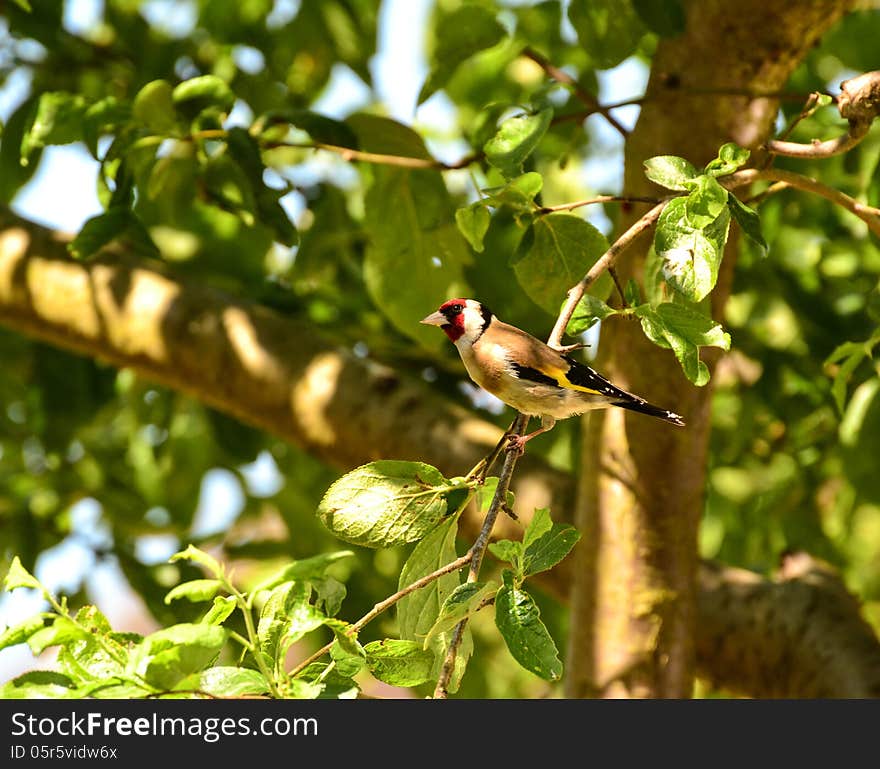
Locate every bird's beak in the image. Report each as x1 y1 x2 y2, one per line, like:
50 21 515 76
420 311 447 326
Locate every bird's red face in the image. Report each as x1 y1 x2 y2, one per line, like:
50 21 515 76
420 299 467 341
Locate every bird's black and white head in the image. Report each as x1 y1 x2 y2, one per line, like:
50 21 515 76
420 298 493 345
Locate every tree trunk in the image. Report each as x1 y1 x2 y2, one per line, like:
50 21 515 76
564 0 857 698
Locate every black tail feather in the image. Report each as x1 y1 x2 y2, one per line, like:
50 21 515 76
615 398 685 426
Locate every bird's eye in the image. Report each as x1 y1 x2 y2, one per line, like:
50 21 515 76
451 304 463 313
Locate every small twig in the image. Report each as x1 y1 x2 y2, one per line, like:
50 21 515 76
434 413 529 698
608 266 628 307
764 120 871 159
265 140 481 171
537 194 660 214
288 551 472 679
521 46 629 138
722 168 880 237
548 202 667 348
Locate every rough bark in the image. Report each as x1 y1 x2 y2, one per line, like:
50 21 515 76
564 0 858 698
1 209 879 697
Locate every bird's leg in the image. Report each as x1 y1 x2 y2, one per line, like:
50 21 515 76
469 417 522 483
506 415 555 455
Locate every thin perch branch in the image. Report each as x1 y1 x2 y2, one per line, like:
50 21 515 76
434 413 529 698
521 47 629 138
288 551 473 680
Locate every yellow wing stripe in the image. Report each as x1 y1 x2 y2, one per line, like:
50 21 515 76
545 365 604 396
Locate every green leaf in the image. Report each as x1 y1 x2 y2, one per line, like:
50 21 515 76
840 378 880 504
21 91 87 160
643 155 700 191
1 671 76 699
350 114 472 350
164 579 221 605
257 581 324 668
455 203 491 252
132 79 177 133
327 622 367 679
423 581 498 648
263 109 358 148
488 539 523 574
68 207 159 260
825 334 880 413
170 544 224 578
187 667 269 697
397 517 461 641
318 461 456 548
172 75 235 117
495 571 562 681
0 615 47 651
419 5 506 104
569 0 645 69
3 556 41 591
253 551 355 593
201 596 237 626
566 294 618 335
0 97 42 203
364 639 435 687
474 475 515 514
482 171 544 212
655 197 730 302
514 213 611 314
484 108 553 179
131 623 227 690
523 524 581 576
632 0 686 36
634 302 730 386
728 194 768 254
522 508 553 550
704 142 751 177
685 175 729 228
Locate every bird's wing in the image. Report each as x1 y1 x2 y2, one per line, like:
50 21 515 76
479 321 618 396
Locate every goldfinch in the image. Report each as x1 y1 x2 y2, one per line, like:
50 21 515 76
421 298 685 452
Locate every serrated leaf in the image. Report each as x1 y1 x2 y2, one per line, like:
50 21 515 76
0 615 48 652
257 581 324 669
569 0 645 69
632 0 685 36
728 194 768 254
655 197 730 302
187 667 269 697
484 108 553 179
704 142 751 177
488 539 524 574
419 5 506 104
318 461 455 548
21 91 87 160
523 524 581 576
1 671 76 699
522 508 554 550
164 579 221 605
455 203 491 252
685 175 729 228
364 639 435 687
566 294 618 334
3 556 41 591
253 551 355 593
495 571 562 681
263 108 358 148
423 581 498 648
397 517 461 641
132 623 226 691
643 155 700 191
634 302 730 386
68 207 158 260
201 596 237 626
482 171 544 211
170 545 224 578
514 213 612 313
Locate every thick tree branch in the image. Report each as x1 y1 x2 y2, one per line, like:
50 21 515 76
2 209 879 697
